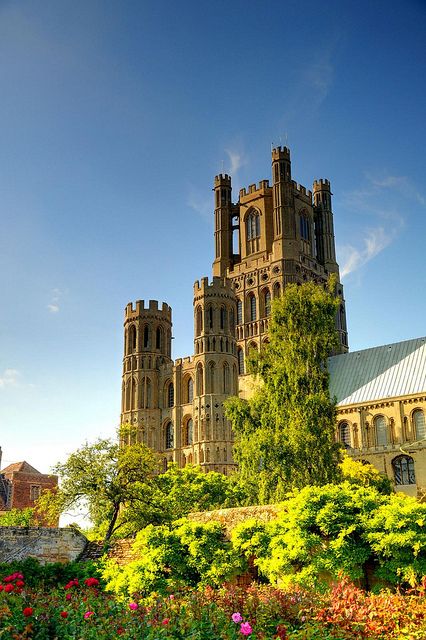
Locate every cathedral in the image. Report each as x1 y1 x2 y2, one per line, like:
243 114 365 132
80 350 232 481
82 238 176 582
120 146 348 473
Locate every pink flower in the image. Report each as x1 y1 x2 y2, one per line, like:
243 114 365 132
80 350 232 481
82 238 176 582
169 594 174 600
240 621 253 636
84 611 94 619
232 612 243 623
65 593 72 601
129 602 138 610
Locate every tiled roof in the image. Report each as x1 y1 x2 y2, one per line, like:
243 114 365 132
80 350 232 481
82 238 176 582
1 461 42 475
328 337 426 406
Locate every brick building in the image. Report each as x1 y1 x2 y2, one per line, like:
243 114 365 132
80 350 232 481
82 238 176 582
0 449 57 512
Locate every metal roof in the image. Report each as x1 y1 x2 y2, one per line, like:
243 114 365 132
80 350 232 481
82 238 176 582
328 337 426 406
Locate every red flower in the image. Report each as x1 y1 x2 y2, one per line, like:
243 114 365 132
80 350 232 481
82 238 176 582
84 577 100 587
16 580 25 587
0 585 3 592
4 584 14 593
162 618 170 625
23 607 33 617
60 611 68 619
65 593 72 601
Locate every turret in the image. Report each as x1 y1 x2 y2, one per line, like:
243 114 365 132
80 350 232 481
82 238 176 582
313 179 336 270
212 174 234 277
121 299 173 449
271 146 295 241
192 276 238 473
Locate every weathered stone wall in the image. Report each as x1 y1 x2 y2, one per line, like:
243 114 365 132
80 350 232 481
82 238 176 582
188 504 281 536
0 527 88 564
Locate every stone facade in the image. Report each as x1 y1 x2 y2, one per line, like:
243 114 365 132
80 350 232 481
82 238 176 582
121 147 346 473
0 527 87 564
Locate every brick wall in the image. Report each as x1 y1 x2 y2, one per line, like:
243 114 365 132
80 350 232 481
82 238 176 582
0 527 88 564
6 473 57 511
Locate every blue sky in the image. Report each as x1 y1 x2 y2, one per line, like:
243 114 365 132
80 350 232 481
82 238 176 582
1 0 425 473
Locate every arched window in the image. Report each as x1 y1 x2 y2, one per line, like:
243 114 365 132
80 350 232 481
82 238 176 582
246 211 260 239
374 415 387 446
166 382 174 408
208 305 214 329
208 361 215 394
238 348 244 374
187 377 194 402
127 325 137 354
187 418 193 445
220 306 227 330
237 300 243 325
413 409 426 440
338 422 351 448
263 289 271 317
196 363 204 396
156 326 162 350
392 455 416 485
196 306 203 336
273 282 281 298
223 362 230 393
143 325 149 349
300 213 310 241
165 422 174 450
248 294 257 321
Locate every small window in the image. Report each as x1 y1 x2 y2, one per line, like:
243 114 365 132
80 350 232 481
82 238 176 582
208 306 214 329
156 327 162 350
374 415 387 446
273 282 281 298
413 409 426 440
338 422 351 449
187 377 194 403
300 214 310 241
185 419 193 446
196 306 203 336
238 348 244 374
165 422 174 450
264 289 271 317
128 325 137 354
167 382 174 408
143 325 149 349
220 306 227 330
392 455 415 485
249 294 257 321
30 485 41 501
237 300 243 325
223 362 230 393
246 212 261 240
229 308 235 335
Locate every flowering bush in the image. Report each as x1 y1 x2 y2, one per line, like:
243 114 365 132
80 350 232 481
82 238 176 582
1 565 426 639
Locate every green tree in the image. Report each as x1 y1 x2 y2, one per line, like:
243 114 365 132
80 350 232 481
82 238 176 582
0 507 35 527
226 278 342 503
38 427 161 542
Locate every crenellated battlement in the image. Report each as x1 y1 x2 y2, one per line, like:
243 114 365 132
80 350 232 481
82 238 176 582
193 275 235 297
125 299 172 321
239 179 271 200
271 145 291 161
292 180 313 201
313 178 331 191
214 174 232 187
174 356 194 367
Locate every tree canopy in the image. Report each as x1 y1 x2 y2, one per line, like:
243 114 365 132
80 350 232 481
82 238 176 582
226 277 343 503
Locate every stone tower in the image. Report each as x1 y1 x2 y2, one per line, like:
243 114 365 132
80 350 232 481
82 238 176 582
121 300 173 449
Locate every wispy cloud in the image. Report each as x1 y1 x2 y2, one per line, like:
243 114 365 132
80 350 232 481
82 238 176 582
0 369 19 388
224 148 247 176
340 227 395 279
47 288 61 313
303 54 334 105
367 174 425 206
336 171 424 279
187 187 211 220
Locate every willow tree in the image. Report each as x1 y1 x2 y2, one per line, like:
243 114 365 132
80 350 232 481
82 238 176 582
225 277 342 503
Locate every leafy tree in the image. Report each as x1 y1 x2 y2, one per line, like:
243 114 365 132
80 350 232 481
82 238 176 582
340 454 392 494
226 277 342 502
37 427 161 542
